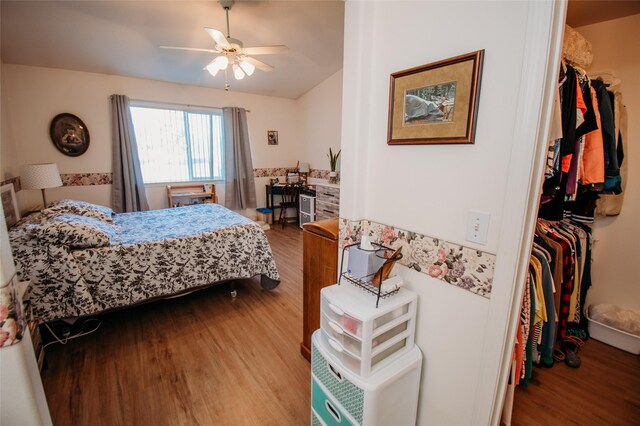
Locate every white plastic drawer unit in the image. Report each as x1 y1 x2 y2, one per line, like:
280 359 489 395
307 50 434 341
311 330 422 426
300 194 315 215
300 211 315 229
320 313 409 357
319 284 417 378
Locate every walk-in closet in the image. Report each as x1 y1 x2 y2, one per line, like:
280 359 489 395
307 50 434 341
503 2 640 424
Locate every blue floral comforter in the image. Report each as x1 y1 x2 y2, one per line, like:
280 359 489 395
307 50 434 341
10 204 280 322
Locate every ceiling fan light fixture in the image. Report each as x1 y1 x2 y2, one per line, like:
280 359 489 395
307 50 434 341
232 63 245 80
214 55 229 70
205 62 221 76
239 59 255 76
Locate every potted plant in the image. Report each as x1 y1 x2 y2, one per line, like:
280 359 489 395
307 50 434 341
327 148 341 183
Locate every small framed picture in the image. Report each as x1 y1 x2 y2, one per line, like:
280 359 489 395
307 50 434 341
1 183 20 228
388 50 484 145
267 130 278 145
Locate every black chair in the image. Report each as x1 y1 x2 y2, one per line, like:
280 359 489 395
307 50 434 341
278 184 300 228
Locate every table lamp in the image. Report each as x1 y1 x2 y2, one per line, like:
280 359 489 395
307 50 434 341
20 163 63 209
299 162 310 185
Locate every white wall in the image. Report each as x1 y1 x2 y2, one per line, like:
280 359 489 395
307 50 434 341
1 64 302 212
0 61 19 181
576 14 640 312
297 69 343 172
341 1 560 424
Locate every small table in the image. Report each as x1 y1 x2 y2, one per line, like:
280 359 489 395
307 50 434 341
266 183 304 222
266 184 286 218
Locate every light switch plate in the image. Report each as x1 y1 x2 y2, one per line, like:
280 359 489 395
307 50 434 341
466 210 490 245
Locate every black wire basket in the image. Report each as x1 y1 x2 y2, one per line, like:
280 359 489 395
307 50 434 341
339 241 403 307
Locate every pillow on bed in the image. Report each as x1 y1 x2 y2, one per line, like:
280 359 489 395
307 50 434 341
45 199 114 223
29 213 116 248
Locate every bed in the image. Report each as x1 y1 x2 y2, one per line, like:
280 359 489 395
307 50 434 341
9 200 280 323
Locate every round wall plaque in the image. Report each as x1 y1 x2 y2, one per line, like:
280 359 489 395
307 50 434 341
50 113 90 157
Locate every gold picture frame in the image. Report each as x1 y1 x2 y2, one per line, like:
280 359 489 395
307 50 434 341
1 183 21 228
387 50 484 145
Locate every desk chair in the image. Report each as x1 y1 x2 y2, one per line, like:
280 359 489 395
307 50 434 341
278 184 300 228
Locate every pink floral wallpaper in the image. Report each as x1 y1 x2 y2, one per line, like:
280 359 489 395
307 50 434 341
0 277 25 347
339 218 496 298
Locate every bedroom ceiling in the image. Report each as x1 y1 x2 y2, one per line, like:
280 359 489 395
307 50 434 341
2 1 637 100
0 1 345 99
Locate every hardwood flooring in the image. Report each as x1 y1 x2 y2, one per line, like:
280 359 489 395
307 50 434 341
511 338 640 425
40 224 640 425
41 224 310 426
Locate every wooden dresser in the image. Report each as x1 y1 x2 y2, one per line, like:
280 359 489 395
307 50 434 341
301 217 339 361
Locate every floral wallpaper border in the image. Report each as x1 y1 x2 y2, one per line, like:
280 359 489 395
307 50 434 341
0 276 25 348
253 167 334 180
8 169 335 189
61 173 112 186
5 173 113 191
339 218 496 298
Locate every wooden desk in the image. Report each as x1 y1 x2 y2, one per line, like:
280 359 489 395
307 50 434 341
265 182 302 222
266 184 285 217
266 183 302 219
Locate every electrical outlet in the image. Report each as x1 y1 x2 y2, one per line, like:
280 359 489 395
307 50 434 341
466 210 490 245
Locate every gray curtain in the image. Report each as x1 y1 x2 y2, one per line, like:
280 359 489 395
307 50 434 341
111 94 149 213
223 107 256 210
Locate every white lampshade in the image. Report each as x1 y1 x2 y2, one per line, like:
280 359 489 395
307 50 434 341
205 61 221 76
214 55 229 70
20 163 62 208
299 162 310 173
239 59 255 76
232 63 245 80
20 163 62 190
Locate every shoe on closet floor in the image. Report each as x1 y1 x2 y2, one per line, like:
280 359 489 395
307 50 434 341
561 336 585 368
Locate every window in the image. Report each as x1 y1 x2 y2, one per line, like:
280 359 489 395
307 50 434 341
130 102 224 184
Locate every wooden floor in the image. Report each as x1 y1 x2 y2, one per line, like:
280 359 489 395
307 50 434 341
511 338 640 425
40 224 640 425
41 224 310 426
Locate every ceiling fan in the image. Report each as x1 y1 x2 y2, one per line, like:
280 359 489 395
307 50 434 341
160 0 288 89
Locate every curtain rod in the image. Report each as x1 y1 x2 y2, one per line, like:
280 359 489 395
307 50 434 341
112 96 250 112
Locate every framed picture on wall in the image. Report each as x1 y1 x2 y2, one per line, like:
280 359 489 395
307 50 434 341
387 50 484 145
50 113 91 156
267 130 278 145
1 183 20 228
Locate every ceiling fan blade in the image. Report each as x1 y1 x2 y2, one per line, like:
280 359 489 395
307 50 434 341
204 27 231 49
244 56 274 72
242 45 289 56
160 46 217 53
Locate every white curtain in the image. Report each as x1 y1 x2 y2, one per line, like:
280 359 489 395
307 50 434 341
111 94 149 213
223 107 256 210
